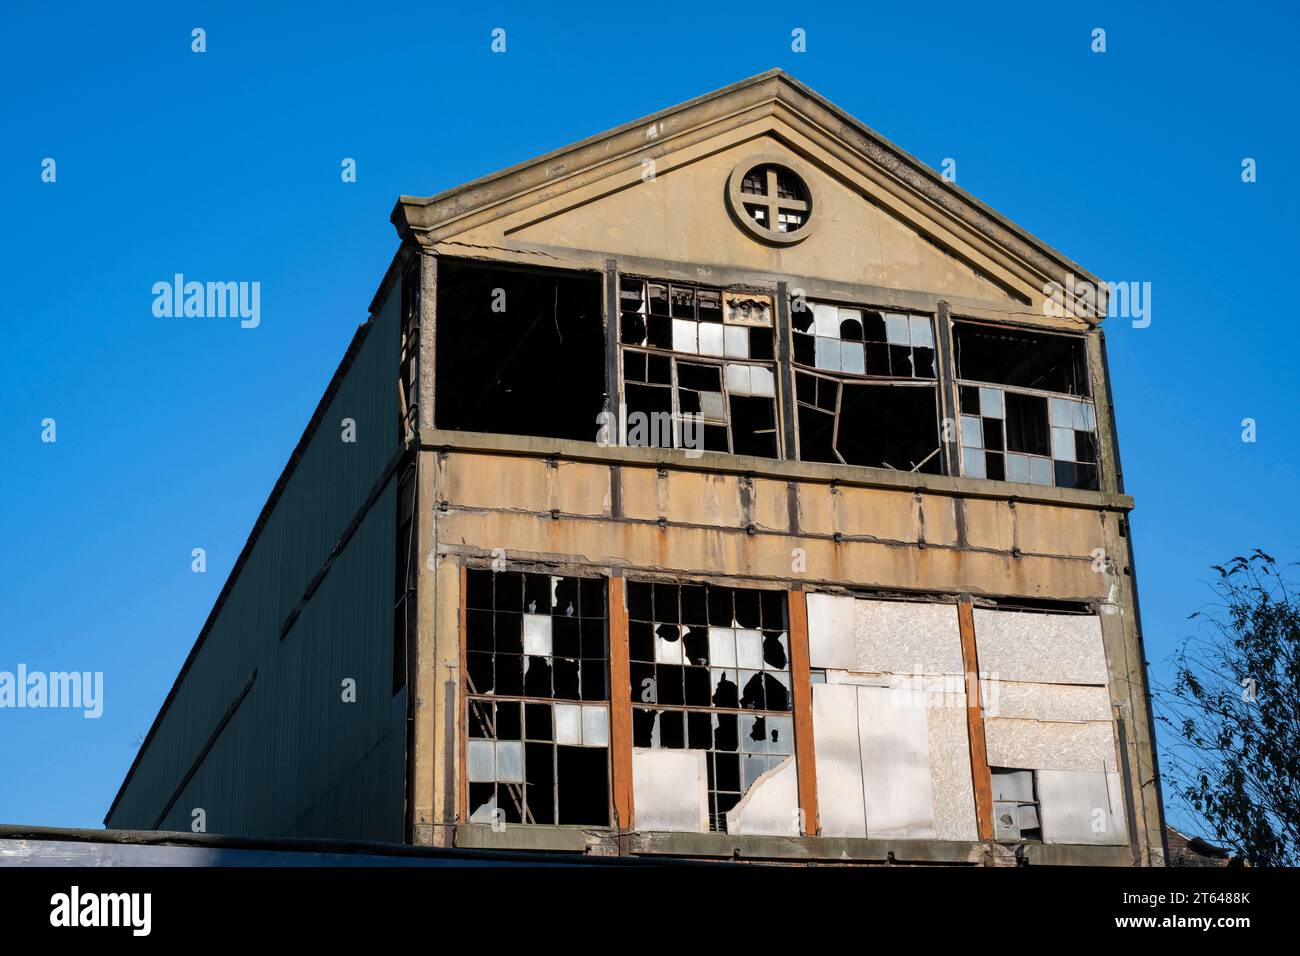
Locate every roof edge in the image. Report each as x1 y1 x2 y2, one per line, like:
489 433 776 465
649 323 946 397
390 69 1101 292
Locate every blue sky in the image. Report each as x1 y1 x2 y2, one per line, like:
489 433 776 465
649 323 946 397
1 1 1295 836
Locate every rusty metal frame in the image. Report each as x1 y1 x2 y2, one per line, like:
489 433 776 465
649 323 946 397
621 577 798 833
786 590 819 836
616 276 782 458
607 570 634 834
957 595 994 842
791 366 942 473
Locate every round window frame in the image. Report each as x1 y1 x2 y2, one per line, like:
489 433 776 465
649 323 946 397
726 155 818 246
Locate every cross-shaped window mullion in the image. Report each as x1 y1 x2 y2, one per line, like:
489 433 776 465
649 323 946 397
761 168 807 222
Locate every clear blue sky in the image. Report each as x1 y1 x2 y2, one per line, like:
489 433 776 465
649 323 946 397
1 1 1295 836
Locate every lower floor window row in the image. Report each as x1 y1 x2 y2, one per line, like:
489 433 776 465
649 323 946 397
460 569 1128 847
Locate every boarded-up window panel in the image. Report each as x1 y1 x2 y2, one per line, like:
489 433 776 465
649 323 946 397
724 754 799 836
806 594 964 676
811 682 939 839
631 748 708 833
1037 769 1127 846
972 609 1108 685
811 683 866 837
805 593 855 670
857 685 936 838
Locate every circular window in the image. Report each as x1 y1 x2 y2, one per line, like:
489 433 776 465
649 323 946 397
726 156 816 245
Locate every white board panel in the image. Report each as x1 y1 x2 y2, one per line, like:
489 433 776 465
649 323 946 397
811 683 867 837
725 755 799 836
1038 769 1128 845
632 749 708 833
854 600 964 676
857 685 936 839
806 593 856 670
973 609 1108 685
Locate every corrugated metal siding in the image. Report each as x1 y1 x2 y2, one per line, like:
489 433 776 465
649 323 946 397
106 289 405 841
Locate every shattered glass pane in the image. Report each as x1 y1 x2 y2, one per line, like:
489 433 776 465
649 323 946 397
1028 455 1053 486
909 315 934 348
467 740 495 783
885 313 911 345
815 336 841 371
697 322 724 356
496 741 525 783
979 386 1004 419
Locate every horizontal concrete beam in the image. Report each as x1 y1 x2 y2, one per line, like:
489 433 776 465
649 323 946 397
630 830 986 864
420 429 1134 513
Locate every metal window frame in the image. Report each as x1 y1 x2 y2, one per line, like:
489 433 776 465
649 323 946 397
459 564 616 829
614 274 783 458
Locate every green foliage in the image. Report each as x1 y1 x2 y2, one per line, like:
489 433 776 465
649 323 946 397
1155 550 1300 866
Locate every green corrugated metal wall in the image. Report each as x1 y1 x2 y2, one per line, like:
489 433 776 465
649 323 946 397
105 286 406 841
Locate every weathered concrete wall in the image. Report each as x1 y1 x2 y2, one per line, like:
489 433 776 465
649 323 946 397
413 432 1162 864
449 133 1016 305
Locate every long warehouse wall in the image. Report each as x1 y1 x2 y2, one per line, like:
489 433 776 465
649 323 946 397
105 286 406 842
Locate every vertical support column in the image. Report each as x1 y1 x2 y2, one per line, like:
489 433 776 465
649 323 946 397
1114 711 1144 866
604 259 620 430
410 244 440 845
455 562 468 826
786 589 820 836
417 249 438 432
606 570 634 838
933 300 961 478
957 595 994 842
775 281 799 459
1085 328 1120 495
424 503 462 847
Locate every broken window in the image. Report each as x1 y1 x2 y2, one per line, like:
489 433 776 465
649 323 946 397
990 767 1042 842
791 301 942 472
465 569 610 826
739 164 811 234
619 279 781 458
793 303 936 378
435 258 605 442
626 581 793 832
954 322 1099 489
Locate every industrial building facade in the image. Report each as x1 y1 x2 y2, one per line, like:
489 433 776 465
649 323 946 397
106 71 1167 866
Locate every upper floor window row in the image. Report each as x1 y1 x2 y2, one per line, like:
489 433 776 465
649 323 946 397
433 258 1102 491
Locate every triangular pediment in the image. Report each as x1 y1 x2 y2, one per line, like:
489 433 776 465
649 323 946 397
394 71 1101 318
